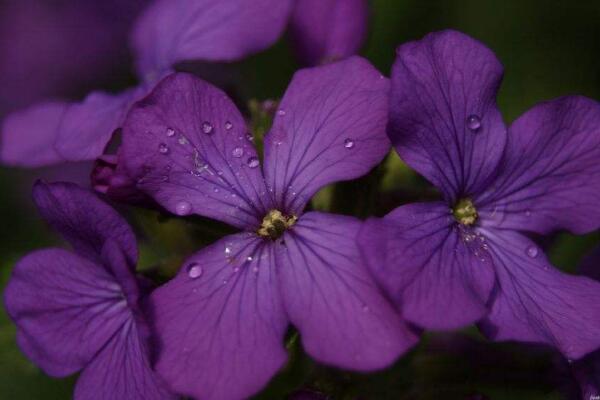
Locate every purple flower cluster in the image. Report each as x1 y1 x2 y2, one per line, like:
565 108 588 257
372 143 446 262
2 1 600 399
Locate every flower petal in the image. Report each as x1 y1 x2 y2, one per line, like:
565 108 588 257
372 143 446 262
1 102 67 167
32 181 138 266
389 30 507 201
122 73 269 229
477 96 600 235
3 249 130 377
289 0 369 66
131 0 293 80
277 212 417 370
74 320 175 400
151 233 288 400
358 203 496 330
264 57 390 213
479 230 600 359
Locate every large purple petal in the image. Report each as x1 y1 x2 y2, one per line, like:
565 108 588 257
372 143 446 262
389 30 507 202
479 229 600 359
264 57 390 213
122 73 269 229
32 181 138 265
131 0 293 80
278 212 417 370
3 248 131 377
151 233 288 400
358 203 496 330
1 101 67 167
477 96 600 235
54 89 137 162
289 0 369 66
74 319 175 400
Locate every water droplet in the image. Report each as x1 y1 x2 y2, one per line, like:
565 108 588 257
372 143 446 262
175 201 192 216
525 209 532 217
158 143 170 154
232 147 244 158
344 138 355 149
247 156 260 168
187 263 203 279
166 127 175 137
233 266 240 273
225 121 233 130
466 114 481 131
277 109 286 116
225 245 232 255
526 246 539 258
202 121 213 134
222 279 228 285
213 187 220 193
246 256 253 262
178 136 188 145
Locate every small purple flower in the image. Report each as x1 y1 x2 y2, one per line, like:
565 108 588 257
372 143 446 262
1 0 293 168
289 0 369 66
572 246 600 399
119 57 418 399
359 30 600 359
3 181 174 399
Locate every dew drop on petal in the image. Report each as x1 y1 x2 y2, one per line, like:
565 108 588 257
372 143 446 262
344 138 355 149
225 121 233 130
232 147 244 158
187 263 203 279
202 121 213 134
224 245 232 255
166 127 175 137
526 245 539 258
277 109 286 116
247 156 260 168
175 201 192 216
466 114 481 131
525 209 532 217
158 143 169 154
246 256 253 262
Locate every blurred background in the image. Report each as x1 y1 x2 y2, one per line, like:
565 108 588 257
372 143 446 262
1 0 600 399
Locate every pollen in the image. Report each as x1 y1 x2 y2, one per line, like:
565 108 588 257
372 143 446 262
257 210 297 240
453 198 478 226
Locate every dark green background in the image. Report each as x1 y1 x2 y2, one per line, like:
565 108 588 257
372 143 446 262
1 1 600 398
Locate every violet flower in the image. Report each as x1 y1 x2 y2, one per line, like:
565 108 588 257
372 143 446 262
359 30 600 359
3 181 174 399
119 58 418 399
289 0 369 66
571 246 600 399
1 0 293 168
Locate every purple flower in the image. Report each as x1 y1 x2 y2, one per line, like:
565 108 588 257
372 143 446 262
1 0 293 168
359 30 600 359
572 246 600 399
119 57 418 399
289 0 369 66
3 181 174 399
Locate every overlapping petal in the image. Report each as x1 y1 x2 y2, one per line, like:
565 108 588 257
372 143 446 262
264 57 390 213
32 181 138 266
389 30 507 202
3 249 131 377
477 96 600 235
74 320 175 400
0 102 67 167
479 230 600 359
278 212 417 369
122 73 269 229
359 203 496 330
151 233 288 400
131 0 293 80
289 0 369 66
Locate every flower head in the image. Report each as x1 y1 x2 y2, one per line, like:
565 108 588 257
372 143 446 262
359 30 600 359
3 181 174 399
120 57 418 399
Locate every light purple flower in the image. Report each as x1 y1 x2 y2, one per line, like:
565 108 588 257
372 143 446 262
359 30 600 359
120 58 418 399
289 0 369 66
1 0 293 168
572 246 600 399
3 181 174 400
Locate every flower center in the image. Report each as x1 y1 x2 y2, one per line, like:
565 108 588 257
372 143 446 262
453 198 478 226
257 210 297 240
